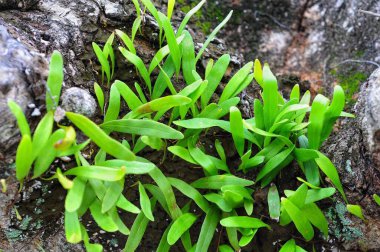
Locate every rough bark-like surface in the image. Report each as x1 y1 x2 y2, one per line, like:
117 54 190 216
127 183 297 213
323 69 380 251
0 26 47 155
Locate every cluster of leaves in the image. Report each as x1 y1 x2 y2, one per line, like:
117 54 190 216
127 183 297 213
8 0 367 251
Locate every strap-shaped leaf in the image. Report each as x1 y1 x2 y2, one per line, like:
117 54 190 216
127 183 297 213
262 63 279 130
89 199 118 232
15 134 33 181
119 47 152 94
65 177 87 212
149 35 185 74
230 106 245 156
201 54 230 107
281 198 314 241
167 213 197 245
168 177 210 212
101 119 183 139
8 100 31 137
256 145 294 181
308 94 329 149
195 10 233 63
177 0 206 35
268 184 280 220
124 199 156 251
94 82 105 113
65 166 126 181
303 202 328 236
66 112 135 160
64 210 82 243
102 179 124 213
315 151 347 202
195 207 220 252
139 182 155 221
46 50 64 110
115 29 136 54
219 61 253 103
104 83 120 123
220 216 269 229
158 12 181 76
191 175 254 189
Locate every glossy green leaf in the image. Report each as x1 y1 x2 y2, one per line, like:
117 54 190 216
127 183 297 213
279 239 296 252
109 206 130 235
115 80 142 110
315 151 347 202
150 167 182 219
101 119 183 139
104 84 120 122
128 95 191 118
32 111 54 159
308 94 329 149
262 63 279 130
167 213 197 245
132 17 141 42
119 47 151 94
139 182 155 221
102 179 124 213
201 54 230 107
215 139 226 162
15 134 33 181
180 32 195 84
219 245 235 252
220 216 269 229
158 12 181 76
268 184 280 220
149 35 185 74
124 199 156 251
168 177 210 212
168 146 197 164
281 198 314 241
46 50 64 110
66 112 135 160
92 42 110 85
195 207 220 252
347 204 365 220
191 175 254 190
65 177 86 212
8 100 31 136
64 210 82 243
253 59 263 87
177 0 206 36
303 202 328 236
195 10 233 63
188 142 217 176
256 145 294 181
321 85 345 142
374 194 380 206
89 199 118 232
117 195 141 214
230 106 245 156
94 82 105 113
64 166 126 181
219 61 253 103
115 29 136 54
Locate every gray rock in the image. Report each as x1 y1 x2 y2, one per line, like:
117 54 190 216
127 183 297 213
323 68 380 251
0 26 47 154
61 87 97 117
359 68 380 168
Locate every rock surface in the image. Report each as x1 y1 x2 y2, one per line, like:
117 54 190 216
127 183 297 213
61 87 97 117
0 26 47 155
